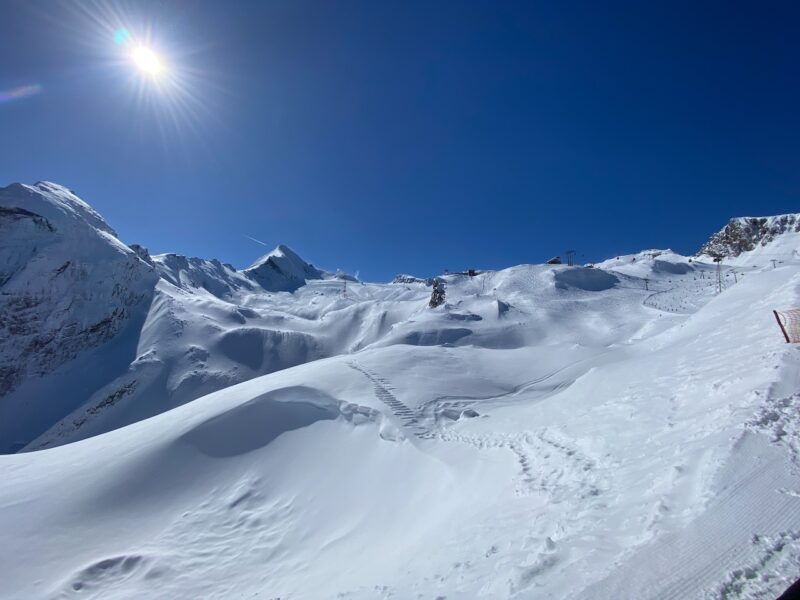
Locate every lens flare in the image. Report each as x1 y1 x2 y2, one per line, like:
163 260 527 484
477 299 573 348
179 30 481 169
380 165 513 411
0 84 42 104
113 27 131 46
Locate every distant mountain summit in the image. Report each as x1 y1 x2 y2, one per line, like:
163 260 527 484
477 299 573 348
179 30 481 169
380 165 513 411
698 214 800 259
244 244 324 292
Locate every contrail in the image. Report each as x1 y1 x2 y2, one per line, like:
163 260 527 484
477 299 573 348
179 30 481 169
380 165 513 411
243 234 268 246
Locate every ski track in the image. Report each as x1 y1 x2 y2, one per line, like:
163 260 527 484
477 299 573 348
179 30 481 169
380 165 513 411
344 359 613 598
349 360 604 502
347 361 432 439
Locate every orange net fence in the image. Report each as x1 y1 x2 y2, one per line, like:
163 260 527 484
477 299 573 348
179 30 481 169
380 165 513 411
774 309 800 343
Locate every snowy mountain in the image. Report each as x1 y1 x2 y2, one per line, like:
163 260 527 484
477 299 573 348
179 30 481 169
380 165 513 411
2 186 800 599
0 183 158 450
151 252 254 299
698 213 800 263
244 244 325 291
0 182 350 453
0 183 157 396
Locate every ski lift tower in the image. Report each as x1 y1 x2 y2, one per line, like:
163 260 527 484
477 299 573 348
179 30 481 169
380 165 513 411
712 255 723 294
566 250 576 267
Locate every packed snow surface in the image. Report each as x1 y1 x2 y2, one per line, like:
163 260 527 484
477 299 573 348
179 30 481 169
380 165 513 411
1 183 800 599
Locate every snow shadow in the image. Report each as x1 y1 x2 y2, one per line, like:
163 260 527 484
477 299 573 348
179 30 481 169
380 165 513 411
654 259 694 274
396 327 473 346
554 267 619 291
181 386 338 458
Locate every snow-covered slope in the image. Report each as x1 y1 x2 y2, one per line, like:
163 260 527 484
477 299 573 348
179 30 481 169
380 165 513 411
0 183 370 453
151 252 254 299
2 188 800 599
1 250 800 599
0 182 158 451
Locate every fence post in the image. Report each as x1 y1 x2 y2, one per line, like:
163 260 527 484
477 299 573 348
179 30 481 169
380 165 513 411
774 310 791 343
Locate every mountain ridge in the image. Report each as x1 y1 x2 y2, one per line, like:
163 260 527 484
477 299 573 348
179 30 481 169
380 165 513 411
1 181 799 453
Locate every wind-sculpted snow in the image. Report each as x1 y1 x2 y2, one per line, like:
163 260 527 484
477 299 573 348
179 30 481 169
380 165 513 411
179 387 340 458
2 263 800 599
16 208 800 453
3 184 800 598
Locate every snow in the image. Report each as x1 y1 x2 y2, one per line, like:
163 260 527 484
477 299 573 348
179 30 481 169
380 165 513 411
0 182 157 450
2 184 800 598
244 243 325 291
716 228 800 268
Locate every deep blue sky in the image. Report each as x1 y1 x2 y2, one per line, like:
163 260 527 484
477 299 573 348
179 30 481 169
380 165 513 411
1 1 799 280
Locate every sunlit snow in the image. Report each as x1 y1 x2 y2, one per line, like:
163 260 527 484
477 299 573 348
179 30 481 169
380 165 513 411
1 183 799 599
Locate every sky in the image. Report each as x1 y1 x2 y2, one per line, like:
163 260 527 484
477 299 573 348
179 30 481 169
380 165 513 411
1 0 799 280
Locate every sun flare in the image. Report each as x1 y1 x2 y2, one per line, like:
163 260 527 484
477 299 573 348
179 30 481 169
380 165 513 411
132 46 165 76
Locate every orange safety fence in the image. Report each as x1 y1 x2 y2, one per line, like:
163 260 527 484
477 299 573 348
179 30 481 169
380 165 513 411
774 309 800 343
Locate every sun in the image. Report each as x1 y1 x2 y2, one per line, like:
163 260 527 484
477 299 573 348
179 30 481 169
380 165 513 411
131 46 165 76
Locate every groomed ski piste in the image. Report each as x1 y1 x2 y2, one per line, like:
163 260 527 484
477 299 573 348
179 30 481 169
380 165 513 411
1 184 800 599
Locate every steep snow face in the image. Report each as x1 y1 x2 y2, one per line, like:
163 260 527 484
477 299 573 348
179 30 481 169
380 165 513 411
0 183 157 450
698 214 800 263
243 244 324 291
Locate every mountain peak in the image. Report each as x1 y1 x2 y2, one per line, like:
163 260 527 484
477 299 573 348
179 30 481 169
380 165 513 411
249 244 304 269
0 181 117 238
244 243 322 292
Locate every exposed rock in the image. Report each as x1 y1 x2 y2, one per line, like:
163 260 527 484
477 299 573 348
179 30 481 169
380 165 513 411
129 244 154 266
392 274 430 285
698 214 800 258
429 279 446 308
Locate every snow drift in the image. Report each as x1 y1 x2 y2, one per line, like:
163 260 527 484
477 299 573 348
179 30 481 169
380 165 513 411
2 183 800 599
